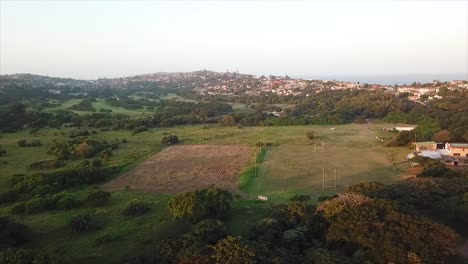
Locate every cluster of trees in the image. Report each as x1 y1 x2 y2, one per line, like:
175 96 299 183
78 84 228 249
130 170 468 263
0 163 118 206
48 137 119 160
68 98 97 112
16 139 42 147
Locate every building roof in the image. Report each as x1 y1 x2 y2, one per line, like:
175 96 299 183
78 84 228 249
448 143 468 148
419 150 442 159
415 141 436 146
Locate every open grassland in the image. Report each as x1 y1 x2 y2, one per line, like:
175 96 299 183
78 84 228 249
0 123 411 263
236 124 411 202
0 123 410 195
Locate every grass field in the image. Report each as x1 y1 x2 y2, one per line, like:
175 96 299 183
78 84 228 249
0 123 411 263
236 124 410 202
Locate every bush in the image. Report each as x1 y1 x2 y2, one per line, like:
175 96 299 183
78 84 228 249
28 160 64 171
122 199 149 216
86 189 111 205
68 212 93 232
132 126 148 135
290 194 311 202
24 198 48 214
69 129 90 138
17 139 27 147
0 248 49 264
0 189 20 204
17 139 41 147
0 147 6 156
306 130 315 140
9 202 26 214
92 159 102 167
161 135 179 145
56 195 79 210
94 232 117 245
0 217 31 248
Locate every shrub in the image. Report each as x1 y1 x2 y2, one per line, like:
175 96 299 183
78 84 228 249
161 135 179 145
0 147 6 156
28 160 64 171
306 130 315 140
92 159 102 167
290 194 311 202
9 202 26 214
0 248 49 264
87 189 111 205
69 129 90 138
94 232 117 245
0 189 20 204
317 195 333 202
24 198 48 214
122 199 149 216
68 213 93 232
0 217 31 248
132 126 148 135
16 139 41 147
16 139 27 147
56 195 79 210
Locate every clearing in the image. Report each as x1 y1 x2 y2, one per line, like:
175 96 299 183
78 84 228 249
104 145 254 193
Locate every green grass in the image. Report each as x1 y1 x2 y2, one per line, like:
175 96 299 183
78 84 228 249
44 98 151 116
0 122 412 262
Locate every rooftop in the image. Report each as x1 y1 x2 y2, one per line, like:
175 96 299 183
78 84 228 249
448 143 468 148
414 141 436 146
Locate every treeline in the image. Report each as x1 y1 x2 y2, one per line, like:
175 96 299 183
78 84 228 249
1 90 467 144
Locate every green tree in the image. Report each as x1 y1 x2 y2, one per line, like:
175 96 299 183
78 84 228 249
168 191 207 221
219 115 236 126
210 236 255 264
316 193 461 264
47 140 72 160
167 186 232 221
431 130 454 143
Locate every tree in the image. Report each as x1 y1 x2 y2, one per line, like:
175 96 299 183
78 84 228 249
306 130 315 140
168 191 207 221
48 140 72 160
386 130 414 147
219 115 235 126
75 142 93 159
438 87 449 97
210 236 255 264
316 193 461 264
167 186 232 221
432 130 454 143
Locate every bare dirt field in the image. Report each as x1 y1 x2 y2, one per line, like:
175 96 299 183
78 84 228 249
104 145 254 194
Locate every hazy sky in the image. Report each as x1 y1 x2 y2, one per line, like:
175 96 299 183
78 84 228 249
1 0 467 80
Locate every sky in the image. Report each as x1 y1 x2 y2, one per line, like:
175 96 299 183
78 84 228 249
1 0 467 82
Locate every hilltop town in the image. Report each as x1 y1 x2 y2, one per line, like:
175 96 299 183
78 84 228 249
1 71 467 104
